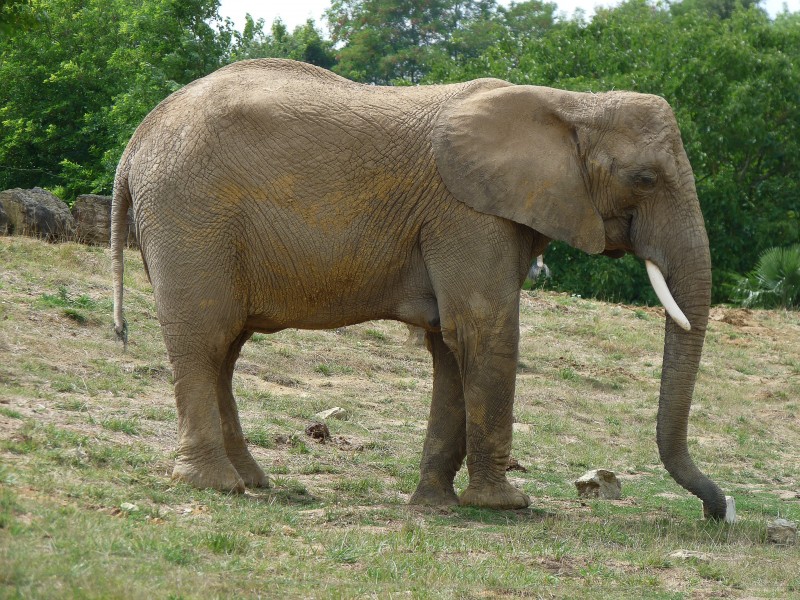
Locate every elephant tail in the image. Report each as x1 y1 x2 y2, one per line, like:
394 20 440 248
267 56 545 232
111 169 131 349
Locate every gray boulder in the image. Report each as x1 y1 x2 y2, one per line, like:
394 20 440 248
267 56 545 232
71 194 137 247
767 518 797 545
0 187 75 241
0 200 7 235
574 469 622 500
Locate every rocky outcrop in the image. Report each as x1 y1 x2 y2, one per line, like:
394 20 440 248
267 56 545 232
767 518 797 545
0 200 7 235
71 194 137 247
0 187 75 241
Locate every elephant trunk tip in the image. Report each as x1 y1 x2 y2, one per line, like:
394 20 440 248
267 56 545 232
703 495 737 523
645 260 691 331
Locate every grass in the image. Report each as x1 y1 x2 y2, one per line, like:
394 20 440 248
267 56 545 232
0 235 798 598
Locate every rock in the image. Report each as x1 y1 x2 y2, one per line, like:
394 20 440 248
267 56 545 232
0 188 65 239
71 194 137 247
0 200 7 235
305 422 331 443
668 549 711 562
0 187 75 241
120 502 139 512
767 518 797 545
574 469 622 500
312 407 348 421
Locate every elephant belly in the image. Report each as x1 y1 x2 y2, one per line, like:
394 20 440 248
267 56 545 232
241 222 438 332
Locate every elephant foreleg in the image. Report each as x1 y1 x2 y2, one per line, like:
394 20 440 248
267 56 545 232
448 312 530 510
410 331 466 506
216 330 269 488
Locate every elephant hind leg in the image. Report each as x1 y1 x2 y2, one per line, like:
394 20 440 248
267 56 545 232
217 330 269 489
163 319 246 493
410 331 465 507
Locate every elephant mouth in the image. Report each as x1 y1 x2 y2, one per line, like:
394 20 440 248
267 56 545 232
599 213 692 331
602 248 627 259
599 243 692 331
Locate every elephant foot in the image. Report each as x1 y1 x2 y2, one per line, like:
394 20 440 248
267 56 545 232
409 479 459 506
228 450 270 489
172 454 245 493
459 480 530 510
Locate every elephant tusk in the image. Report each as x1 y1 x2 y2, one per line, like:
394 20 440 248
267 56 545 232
645 260 691 332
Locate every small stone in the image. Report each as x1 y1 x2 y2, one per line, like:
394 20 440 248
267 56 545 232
312 407 348 421
574 469 621 500
120 502 139 512
767 518 797 545
305 422 331 442
669 549 711 562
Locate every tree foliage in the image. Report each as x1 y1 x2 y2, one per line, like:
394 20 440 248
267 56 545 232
326 0 499 83
0 0 36 37
0 0 232 200
0 0 797 305
736 245 800 309
230 17 335 68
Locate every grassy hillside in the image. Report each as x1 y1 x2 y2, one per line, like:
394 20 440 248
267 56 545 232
1 236 798 599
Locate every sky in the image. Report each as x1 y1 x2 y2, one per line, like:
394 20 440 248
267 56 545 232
218 0 799 32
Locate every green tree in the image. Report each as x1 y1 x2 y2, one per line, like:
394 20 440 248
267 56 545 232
231 17 335 68
670 0 761 19
0 0 35 38
0 0 233 200
427 0 558 81
326 0 497 84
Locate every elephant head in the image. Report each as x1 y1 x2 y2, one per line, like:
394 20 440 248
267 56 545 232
433 84 730 520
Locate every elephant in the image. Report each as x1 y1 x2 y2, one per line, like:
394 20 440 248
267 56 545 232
111 58 730 519
406 253 549 346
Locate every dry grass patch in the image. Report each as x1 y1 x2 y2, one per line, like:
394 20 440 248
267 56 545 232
1 236 798 598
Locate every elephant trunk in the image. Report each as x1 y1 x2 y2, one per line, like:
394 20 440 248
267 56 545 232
637 180 729 520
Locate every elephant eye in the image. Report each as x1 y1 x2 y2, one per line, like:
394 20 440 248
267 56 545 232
632 169 658 189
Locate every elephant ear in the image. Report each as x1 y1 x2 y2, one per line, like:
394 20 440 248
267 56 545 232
432 84 605 254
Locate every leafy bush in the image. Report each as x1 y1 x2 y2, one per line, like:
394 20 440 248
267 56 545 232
735 245 800 309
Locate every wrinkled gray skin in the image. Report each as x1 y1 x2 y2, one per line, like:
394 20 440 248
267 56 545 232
111 59 728 518
407 254 548 345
